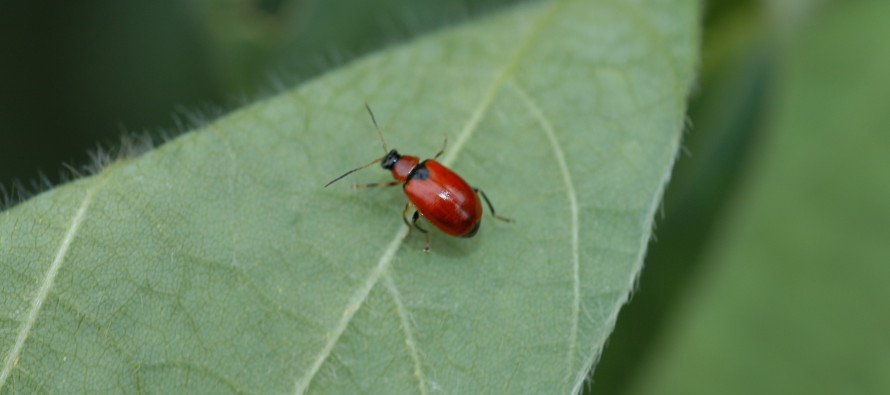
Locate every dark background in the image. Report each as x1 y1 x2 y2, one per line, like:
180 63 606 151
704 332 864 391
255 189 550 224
1 0 519 199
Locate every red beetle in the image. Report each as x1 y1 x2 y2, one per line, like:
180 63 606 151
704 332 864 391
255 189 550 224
325 104 512 251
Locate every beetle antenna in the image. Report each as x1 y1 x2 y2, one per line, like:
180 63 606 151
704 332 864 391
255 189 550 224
324 157 384 187
365 103 388 154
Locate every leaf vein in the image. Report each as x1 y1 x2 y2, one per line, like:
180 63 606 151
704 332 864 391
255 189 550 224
0 176 104 389
291 225 410 395
439 0 565 167
509 81 581 385
382 270 428 395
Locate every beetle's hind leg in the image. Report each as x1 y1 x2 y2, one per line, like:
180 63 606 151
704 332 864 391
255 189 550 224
474 187 514 223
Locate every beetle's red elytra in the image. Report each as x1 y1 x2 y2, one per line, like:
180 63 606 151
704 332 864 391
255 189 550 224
324 104 512 252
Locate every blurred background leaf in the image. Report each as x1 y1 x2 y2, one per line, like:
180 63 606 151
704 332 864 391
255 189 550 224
587 0 775 392
592 0 890 393
631 1 890 392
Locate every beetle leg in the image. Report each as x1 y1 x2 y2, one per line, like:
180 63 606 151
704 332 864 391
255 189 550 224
412 211 431 252
474 187 514 223
433 135 448 160
401 202 413 236
352 181 400 189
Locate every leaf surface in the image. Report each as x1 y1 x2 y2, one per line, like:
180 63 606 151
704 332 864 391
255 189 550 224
0 0 699 393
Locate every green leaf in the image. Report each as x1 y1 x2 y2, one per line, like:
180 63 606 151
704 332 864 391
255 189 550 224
633 2 890 393
0 0 699 393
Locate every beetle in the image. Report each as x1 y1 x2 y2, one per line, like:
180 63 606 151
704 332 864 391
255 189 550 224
325 104 512 252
